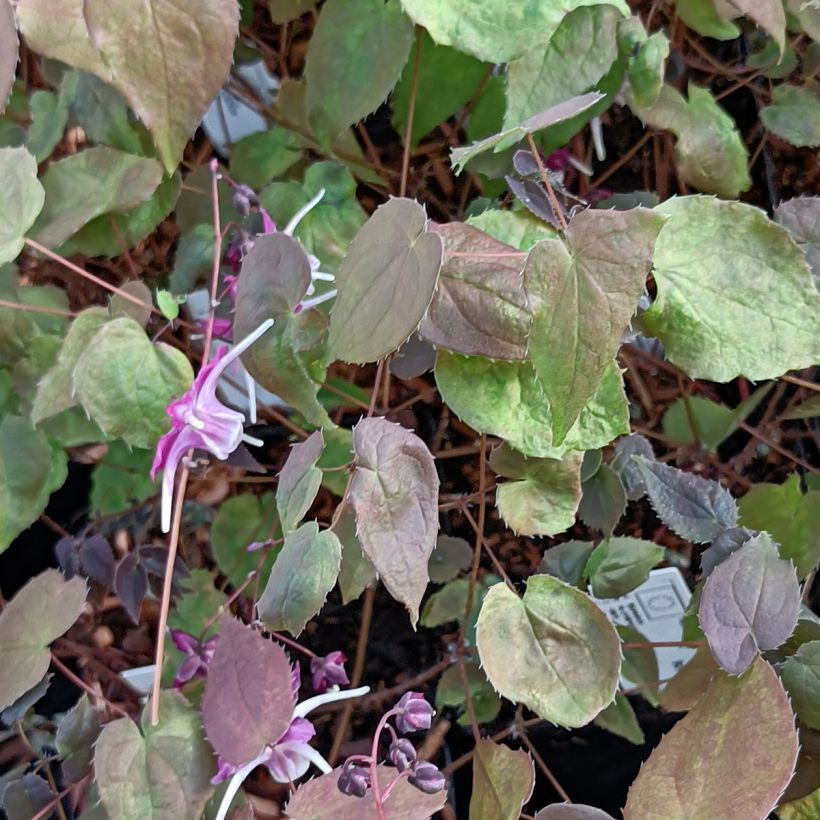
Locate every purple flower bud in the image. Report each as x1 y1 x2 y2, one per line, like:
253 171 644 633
232 184 259 217
545 149 570 171
388 738 416 772
408 761 445 795
394 692 433 734
338 760 371 798
310 651 350 693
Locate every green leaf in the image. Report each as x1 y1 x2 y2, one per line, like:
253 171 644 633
18 0 240 172
0 570 87 711
435 662 501 727
210 493 278 588
504 6 621 129
0 416 67 553
418 222 530 360
349 418 439 625
671 0 740 40
622 21 669 109
490 444 582 537
26 89 69 161
577 463 626 535
618 625 660 707
623 658 798 819
469 738 535 820
398 0 627 63
774 197 820 286
268 0 315 23
525 208 664 443
0 146 44 265
335 505 376 604
156 290 180 321
71 317 193 448
258 522 342 635
392 31 488 146
476 574 621 727
328 197 442 363
593 694 645 744
780 788 820 820
305 0 414 143
539 540 595 586
468 207 556 251
761 82 820 148
435 353 629 459
0 0 17 115
738 474 820 579
632 85 750 198
421 579 470 627
585 537 664 598
451 92 604 173
429 535 474 583
719 0 786 53
230 128 306 188
95 691 214 819
90 441 156 517
276 430 324 534
646 196 820 381
31 146 164 248
781 641 820 731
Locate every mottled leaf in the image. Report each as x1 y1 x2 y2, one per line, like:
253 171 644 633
0 146 44 265
305 0 414 143
476 575 621 727
634 457 738 543
258 522 342 635
30 146 164 248
539 540 595 586
429 535 473 584
17 0 240 172
774 197 820 284
399 0 627 63
623 657 798 818
646 196 820 380
700 533 800 675
761 82 820 147
202 617 295 766
435 353 628 459
96 690 214 819
593 694 645 744
328 198 442 363
781 641 820 731
525 208 664 442
72 317 193 448
56 695 102 782
277 431 324 534
349 418 439 624
469 738 535 820
490 444 582 537
285 763 447 819
418 222 530 359
577 464 626 536
0 570 86 710
585 537 664 598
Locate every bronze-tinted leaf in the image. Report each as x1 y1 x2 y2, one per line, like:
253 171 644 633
469 738 534 820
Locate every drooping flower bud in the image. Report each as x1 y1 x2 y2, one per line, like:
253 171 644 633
394 692 434 734
388 737 417 772
310 651 350 693
232 184 259 217
338 760 371 798
408 761 445 795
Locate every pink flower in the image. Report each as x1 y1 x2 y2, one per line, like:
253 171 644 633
310 651 349 693
195 317 233 340
170 629 218 688
150 319 274 532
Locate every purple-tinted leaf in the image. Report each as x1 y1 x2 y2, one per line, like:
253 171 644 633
277 430 324 534
506 176 562 228
577 464 626 536
328 198 443 363
202 617 295 766
349 418 439 625
0 674 51 725
138 545 190 597
285 764 447 819
114 552 148 625
1 774 54 820
512 149 541 177
78 534 115 587
699 533 800 675
634 457 738 543
56 694 102 782
55 535 80 578
0 570 87 711
257 522 342 635
699 527 754 577
535 805 615 819
469 738 535 820
623 657 798 818
389 333 436 379
610 433 654 500
418 221 531 360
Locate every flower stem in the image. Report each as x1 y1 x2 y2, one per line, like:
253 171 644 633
370 708 399 820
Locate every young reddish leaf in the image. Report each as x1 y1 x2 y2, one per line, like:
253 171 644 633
328 198 443 363
349 418 439 625
524 208 665 444
535 806 614 819
257 522 342 635
0 569 87 711
781 641 820 731
584 537 664 599
476 575 621 727
202 617 295 766
418 222 530 360
634 457 738 543
469 738 534 820
285 763 447 819
0 0 17 114
95 690 214 819
113 552 148 624
700 533 800 675
78 535 115 587
623 657 798 818
277 430 325 534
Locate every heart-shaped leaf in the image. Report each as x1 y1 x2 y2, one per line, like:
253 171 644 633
469 739 534 820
